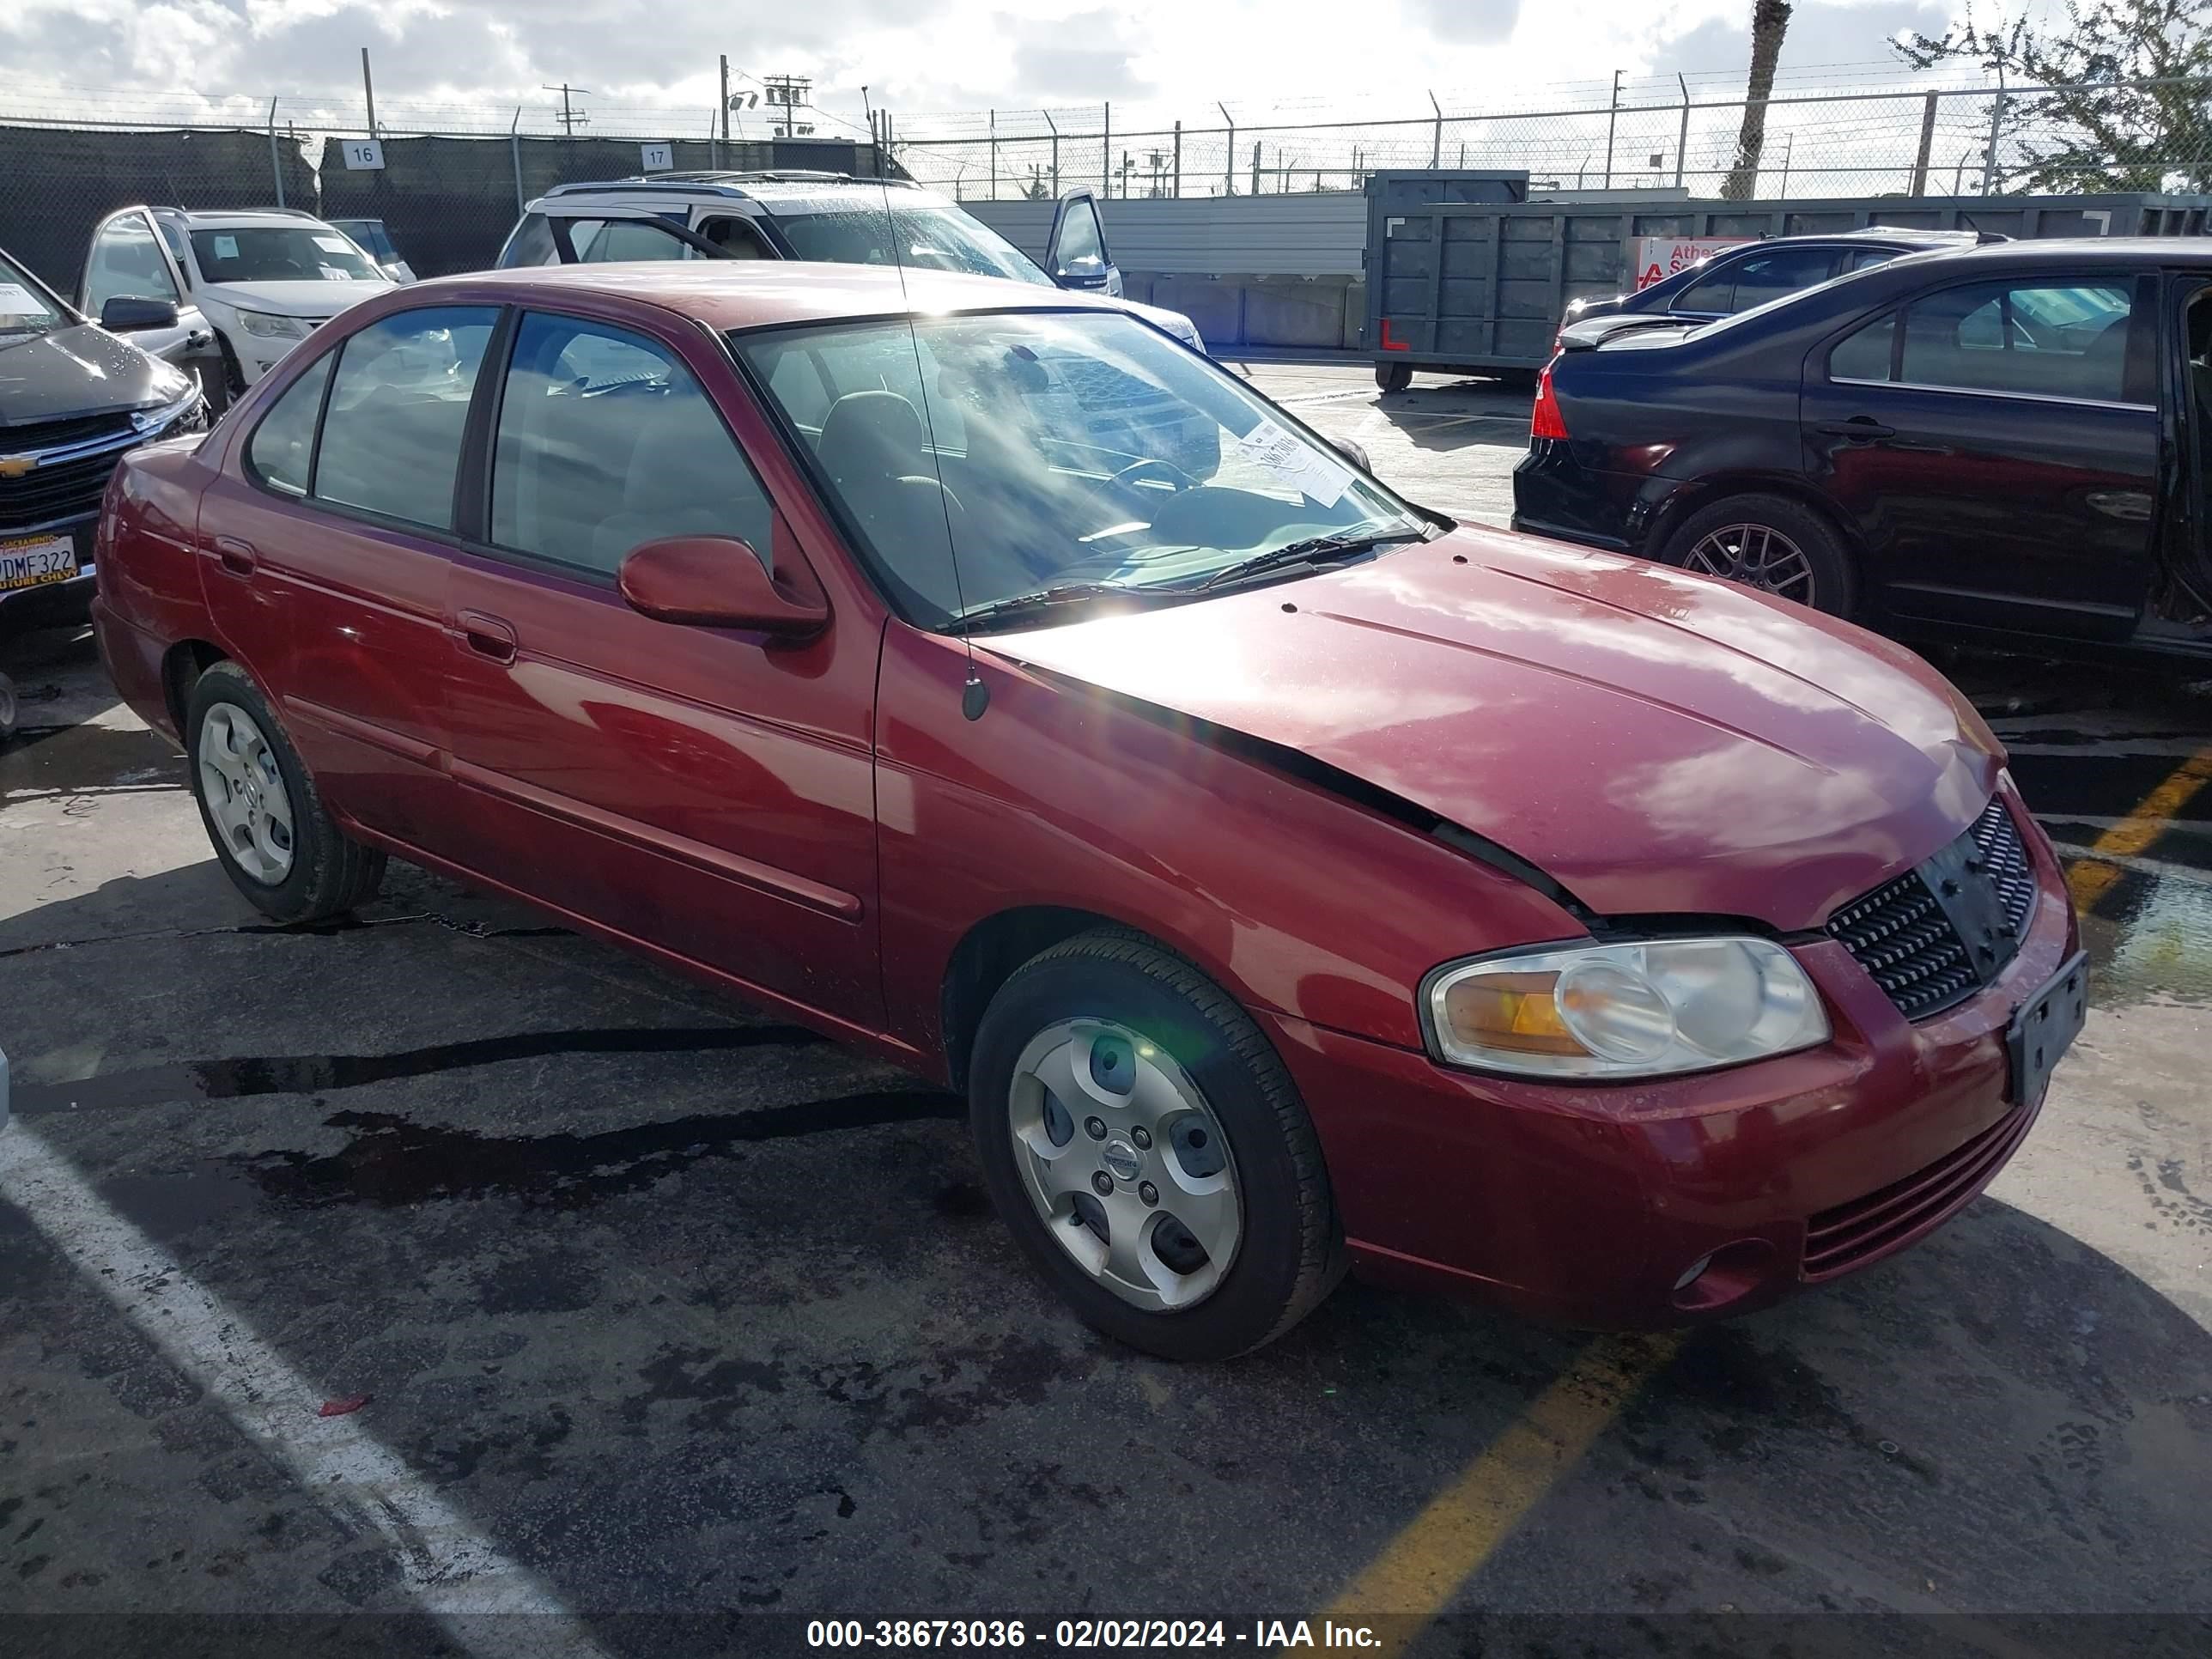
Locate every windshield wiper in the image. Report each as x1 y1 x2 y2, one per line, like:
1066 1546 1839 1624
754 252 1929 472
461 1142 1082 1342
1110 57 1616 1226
948 582 1181 635
1195 527 1429 592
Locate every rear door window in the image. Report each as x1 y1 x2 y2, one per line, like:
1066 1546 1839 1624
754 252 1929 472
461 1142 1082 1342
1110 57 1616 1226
568 218 696 262
489 312 774 574
1899 279 2136 402
1678 246 1838 315
312 307 498 529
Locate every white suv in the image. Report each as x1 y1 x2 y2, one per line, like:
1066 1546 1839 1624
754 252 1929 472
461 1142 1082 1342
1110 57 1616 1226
496 173 1207 354
81 207 397 407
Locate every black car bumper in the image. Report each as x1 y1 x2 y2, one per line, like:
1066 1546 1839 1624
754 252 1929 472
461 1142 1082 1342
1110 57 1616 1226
1510 443 1683 556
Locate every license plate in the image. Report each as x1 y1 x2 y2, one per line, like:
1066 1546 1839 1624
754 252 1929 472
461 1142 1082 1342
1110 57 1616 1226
0 534 79 592
2008 950 2087 1106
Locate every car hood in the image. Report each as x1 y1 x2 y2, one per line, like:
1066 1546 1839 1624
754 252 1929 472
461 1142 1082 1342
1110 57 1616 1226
0 322 179 427
1117 297 1205 350
988 529 2002 931
198 278 394 319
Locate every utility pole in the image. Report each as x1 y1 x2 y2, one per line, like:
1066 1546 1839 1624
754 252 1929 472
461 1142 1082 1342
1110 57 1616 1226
360 47 377 138
1603 68 1620 190
542 83 592 136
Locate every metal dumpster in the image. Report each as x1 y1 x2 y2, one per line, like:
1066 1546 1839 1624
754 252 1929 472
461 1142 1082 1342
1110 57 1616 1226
1364 175 2212 389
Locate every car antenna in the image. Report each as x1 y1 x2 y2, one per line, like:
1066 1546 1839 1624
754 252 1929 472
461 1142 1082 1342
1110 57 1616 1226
873 159 988 719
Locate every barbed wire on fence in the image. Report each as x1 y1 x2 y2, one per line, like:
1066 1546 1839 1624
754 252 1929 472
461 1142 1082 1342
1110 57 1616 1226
0 65 2203 297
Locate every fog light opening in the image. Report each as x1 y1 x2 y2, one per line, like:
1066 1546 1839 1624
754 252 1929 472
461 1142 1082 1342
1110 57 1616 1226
1669 1238 1778 1312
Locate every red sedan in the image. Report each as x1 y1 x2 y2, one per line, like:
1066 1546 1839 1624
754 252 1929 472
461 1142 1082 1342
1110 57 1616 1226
91 264 2087 1359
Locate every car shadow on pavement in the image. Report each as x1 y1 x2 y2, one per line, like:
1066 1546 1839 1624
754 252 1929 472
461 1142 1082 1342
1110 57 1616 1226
3 856 2209 1637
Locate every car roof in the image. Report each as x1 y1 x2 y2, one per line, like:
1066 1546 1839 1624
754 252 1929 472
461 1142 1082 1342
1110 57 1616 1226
155 207 331 228
1881 235 2212 270
538 173 929 207
394 259 1119 333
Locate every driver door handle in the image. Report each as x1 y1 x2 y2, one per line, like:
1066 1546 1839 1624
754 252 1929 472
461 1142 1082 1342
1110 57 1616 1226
1815 418 1896 441
212 536 257 577
456 611 517 664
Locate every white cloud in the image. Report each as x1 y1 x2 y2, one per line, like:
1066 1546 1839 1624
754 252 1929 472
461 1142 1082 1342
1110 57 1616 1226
0 0 1978 135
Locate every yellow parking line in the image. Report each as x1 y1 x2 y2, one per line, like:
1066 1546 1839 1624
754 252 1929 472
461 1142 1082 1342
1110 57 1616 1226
1317 1334 1680 1638
2065 750 2212 914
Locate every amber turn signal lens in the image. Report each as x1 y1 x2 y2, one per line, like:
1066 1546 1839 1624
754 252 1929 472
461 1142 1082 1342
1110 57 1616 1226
1440 971 1588 1057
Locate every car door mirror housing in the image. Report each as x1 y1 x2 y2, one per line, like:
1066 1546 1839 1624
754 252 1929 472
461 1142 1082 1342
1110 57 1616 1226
100 295 181 333
617 537 829 639
1329 436 1372 473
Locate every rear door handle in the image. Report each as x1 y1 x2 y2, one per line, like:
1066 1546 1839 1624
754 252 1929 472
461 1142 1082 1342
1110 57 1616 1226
212 536 257 577
1815 418 1896 441
456 610 518 664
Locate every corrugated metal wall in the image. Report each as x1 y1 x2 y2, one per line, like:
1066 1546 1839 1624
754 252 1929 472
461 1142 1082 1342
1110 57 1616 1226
966 192 1370 277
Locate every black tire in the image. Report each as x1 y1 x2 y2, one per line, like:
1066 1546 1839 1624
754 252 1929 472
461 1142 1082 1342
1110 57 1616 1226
1376 360 1413 395
968 928 1344 1360
1655 492 1858 617
184 660 386 924
0 672 17 744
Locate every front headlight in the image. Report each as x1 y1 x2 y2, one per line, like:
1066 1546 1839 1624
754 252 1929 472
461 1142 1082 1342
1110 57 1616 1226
237 310 307 340
1423 937 1830 1080
130 381 207 436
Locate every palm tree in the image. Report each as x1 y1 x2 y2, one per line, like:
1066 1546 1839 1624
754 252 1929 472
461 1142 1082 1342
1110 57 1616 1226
1722 0 1794 199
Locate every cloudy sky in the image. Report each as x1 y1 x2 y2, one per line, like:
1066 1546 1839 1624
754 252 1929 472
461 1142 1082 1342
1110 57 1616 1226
0 0 2021 132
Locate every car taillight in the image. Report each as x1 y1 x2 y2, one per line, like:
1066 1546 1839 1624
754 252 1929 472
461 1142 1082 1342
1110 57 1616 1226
1530 360 1570 441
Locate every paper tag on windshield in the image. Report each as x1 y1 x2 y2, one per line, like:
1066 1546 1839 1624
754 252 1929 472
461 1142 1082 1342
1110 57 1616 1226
213 234 239 260
313 235 353 255
0 283 43 315
319 265 351 281
1233 418 1354 506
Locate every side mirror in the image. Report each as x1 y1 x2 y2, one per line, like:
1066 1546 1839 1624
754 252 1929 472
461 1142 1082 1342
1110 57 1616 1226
617 536 829 640
100 295 180 333
1329 436 1372 473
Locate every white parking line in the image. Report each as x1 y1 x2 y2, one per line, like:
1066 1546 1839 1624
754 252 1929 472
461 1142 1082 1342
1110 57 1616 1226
0 1122 611 1659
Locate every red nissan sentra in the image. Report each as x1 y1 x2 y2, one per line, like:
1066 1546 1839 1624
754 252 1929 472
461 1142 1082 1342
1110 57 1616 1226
91 264 2086 1360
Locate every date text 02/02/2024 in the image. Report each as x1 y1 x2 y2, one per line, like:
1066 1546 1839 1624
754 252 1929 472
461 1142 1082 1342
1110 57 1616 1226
803 1620 1383 1649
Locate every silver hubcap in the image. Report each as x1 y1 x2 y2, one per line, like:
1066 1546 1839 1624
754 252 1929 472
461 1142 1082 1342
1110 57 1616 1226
1008 1018 1242 1312
198 703 295 884
1683 523 1817 606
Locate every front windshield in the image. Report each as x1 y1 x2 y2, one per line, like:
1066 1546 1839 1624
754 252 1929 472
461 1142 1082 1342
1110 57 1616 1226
739 310 1428 629
190 226 381 284
776 204 1054 288
0 250 68 336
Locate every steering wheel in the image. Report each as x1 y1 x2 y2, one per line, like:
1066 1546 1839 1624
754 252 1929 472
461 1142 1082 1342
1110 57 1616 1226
1084 456 1200 514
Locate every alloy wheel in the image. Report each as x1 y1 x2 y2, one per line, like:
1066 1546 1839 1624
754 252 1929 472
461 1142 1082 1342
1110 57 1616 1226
198 703 295 884
1682 522 1817 606
1006 1018 1242 1311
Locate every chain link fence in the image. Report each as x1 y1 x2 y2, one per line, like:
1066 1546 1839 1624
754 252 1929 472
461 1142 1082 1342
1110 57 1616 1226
0 100 891 295
1 75 2204 298
893 78 2211 204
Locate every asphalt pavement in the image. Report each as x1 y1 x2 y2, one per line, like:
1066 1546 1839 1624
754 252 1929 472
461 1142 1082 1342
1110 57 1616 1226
1 362 2207 1658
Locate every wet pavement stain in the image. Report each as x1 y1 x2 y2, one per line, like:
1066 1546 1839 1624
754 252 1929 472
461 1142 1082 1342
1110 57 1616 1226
8 1024 829 1115
240 1085 962 1210
0 720 181 796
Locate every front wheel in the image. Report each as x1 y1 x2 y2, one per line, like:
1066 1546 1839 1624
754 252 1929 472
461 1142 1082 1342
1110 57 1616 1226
0 672 17 744
1375 361 1413 394
185 661 386 923
968 929 1343 1360
1655 493 1858 617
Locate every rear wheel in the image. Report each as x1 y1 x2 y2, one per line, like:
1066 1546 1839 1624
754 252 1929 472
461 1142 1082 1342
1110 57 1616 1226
968 929 1343 1360
0 672 17 744
1656 493 1857 617
185 661 386 923
1376 361 1413 394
